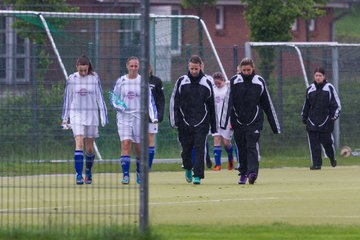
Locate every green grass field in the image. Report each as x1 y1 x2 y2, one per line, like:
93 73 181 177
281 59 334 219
1 166 360 239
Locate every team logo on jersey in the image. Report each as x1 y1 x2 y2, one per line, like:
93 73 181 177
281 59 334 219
215 96 222 103
78 88 88 96
127 91 138 99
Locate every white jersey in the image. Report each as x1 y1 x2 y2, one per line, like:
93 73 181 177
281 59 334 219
112 74 157 122
62 72 107 126
214 82 229 124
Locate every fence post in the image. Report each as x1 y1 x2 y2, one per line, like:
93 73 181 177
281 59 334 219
332 47 340 150
31 43 39 159
233 45 238 75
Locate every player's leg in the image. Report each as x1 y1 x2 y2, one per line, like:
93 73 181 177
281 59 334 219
148 123 158 169
307 131 322 170
83 126 99 184
192 126 209 184
212 135 222 170
178 126 195 183
320 132 336 167
117 115 133 184
205 140 212 169
233 128 247 184
72 124 85 185
134 142 141 184
245 129 260 184
222 129 234 170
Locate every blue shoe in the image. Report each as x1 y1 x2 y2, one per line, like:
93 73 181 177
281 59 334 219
248 173 257 184
85 170 92 184
76 174 84 185
238 175 247 184
193 177 201 185
185 169 192 183
136 172 141 184
122 175 129 185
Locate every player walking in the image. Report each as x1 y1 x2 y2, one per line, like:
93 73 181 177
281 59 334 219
62 55 108 185
111 56 158 184
220 57 280 184
301 67 341 170
170 55 217 185
211 72 235 171
148 64 165 169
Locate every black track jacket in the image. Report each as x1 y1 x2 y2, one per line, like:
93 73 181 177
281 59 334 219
149 74 165 122
301 80 341 132
169 71 217 133
220 73 280 134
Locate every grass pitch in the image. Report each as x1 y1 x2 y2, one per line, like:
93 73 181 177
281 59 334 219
1 165 360 228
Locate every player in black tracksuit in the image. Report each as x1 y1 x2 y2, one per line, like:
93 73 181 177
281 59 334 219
170 55 217 185
220 58 280 184
301 67 341 170
148 66 165 169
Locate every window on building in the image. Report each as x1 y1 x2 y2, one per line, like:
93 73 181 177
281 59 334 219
291 19 298 31
308 19 316 31
215 6 224 30
0 16 30 84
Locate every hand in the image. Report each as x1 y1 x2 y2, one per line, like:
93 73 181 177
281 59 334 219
61 121 70 130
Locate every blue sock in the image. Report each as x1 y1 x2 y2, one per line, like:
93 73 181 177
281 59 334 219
85 152 95 172
225 144 234 162
148 146 155 169
120 155 131 176
136 157 140 174
74 150 84 176
213 146 222 166
191 147 196 166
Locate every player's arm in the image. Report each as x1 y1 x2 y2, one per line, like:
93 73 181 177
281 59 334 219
156 79 165 123
95 74 108 127
259 78 280 134
219 76 235 130
329 84 341 121
301 88 311 124
206 80 217 134
149 88 158 123
61 77 72 127
169 77 183 128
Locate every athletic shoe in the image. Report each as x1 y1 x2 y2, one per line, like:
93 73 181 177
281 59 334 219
212 165 221 171
136 172 141 184
206 158 212 169
238 175 247 184
310 165 321 170
193 177 201 185
122 175 130 185
248 172 257 184
227 159 234 170
185 169 193 183
85 170 92 184
76 174 84 185
330 159 337 167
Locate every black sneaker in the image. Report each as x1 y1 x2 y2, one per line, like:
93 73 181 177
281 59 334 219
330 159 337 167
310 165 321 170
248 172 257 184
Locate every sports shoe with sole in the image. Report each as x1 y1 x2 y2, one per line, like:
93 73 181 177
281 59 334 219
238 175 247 184
227 159 234 170
248 173 257 184
122 175 130 185
76 174 84 185
85 170 92 184
330 159 337 167
310 165 321 170
193 177 201 185
136 172 141 184
213 165 221 171
185 169 193 183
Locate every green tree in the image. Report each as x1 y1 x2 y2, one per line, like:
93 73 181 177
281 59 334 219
241 0 329 80
181 0 217 57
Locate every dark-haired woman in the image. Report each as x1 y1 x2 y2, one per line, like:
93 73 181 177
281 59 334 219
62 55 108 185
170 55 217 185
301 67 341 170
220 57 280 185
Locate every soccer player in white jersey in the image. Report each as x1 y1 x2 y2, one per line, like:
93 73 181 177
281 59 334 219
62 55 108 185
111 56 158 185
211 72 235 171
